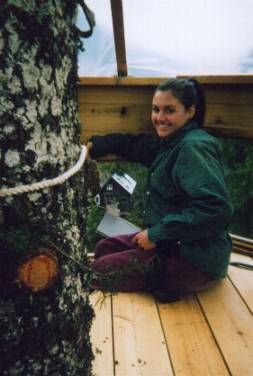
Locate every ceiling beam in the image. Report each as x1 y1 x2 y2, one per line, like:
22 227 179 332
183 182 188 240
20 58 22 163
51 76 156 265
110 0 128 77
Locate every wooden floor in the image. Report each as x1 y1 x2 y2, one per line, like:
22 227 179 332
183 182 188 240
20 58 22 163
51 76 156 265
90 253 253 376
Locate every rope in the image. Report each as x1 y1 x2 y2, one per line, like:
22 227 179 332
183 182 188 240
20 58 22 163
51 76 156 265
76 0 95 38
0 145 87 198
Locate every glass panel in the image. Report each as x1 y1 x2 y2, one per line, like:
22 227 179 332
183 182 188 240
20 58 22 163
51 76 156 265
77 0 117 76
123 0 253 76
78 0 253 77
220 138 253 239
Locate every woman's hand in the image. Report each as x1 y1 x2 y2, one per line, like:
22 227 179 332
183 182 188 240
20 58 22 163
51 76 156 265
133 230 156 250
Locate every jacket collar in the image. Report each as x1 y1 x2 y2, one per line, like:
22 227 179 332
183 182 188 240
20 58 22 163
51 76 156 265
160 121 199 149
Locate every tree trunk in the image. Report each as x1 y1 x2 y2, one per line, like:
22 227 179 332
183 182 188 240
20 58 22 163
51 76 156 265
0 2 94 374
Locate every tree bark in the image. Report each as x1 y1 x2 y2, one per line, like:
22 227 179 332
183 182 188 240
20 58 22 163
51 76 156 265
0 1 94 374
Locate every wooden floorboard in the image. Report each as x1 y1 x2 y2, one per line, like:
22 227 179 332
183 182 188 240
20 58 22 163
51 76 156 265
90 254 253 376
90 292 114 376
112 292 173 376
197 279 253 376
158 295 229 375
228 253 253 314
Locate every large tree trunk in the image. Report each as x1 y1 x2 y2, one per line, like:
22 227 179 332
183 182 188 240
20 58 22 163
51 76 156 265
0 2 94 374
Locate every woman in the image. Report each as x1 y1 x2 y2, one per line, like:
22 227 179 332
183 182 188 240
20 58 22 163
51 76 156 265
87 78 233 302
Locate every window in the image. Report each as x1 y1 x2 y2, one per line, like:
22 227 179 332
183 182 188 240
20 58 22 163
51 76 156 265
106 184 113 191
77 0 117 76
78 0 253 76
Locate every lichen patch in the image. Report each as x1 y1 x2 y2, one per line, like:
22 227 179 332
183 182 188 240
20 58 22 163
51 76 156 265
4 150 20 168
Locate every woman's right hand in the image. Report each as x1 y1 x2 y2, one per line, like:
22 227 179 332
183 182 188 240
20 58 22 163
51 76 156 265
133 230 156 250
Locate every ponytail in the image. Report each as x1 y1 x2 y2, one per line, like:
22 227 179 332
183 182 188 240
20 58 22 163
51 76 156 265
188 78 206 128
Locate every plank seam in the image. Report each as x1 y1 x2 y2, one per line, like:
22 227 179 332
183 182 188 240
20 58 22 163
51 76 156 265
111 294 116 376
196 293 232 375
227 274 252 315
155 300 176 376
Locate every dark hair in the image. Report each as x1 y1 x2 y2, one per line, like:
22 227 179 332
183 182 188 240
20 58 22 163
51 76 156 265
155 78 206 127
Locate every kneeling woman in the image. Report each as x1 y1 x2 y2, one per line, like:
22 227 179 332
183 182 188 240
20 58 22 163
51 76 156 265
87 78 233 302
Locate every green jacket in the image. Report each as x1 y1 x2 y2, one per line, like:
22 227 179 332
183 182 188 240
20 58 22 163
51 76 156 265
90 121 233 278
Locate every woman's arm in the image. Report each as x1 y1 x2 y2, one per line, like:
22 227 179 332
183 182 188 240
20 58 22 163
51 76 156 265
88 133 159 167
148 140 233 243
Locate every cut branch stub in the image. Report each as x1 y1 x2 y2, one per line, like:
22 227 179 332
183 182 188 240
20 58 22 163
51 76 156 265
17 250 59 293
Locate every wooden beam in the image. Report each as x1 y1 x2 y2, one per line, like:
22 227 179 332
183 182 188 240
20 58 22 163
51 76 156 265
230 233 253 256
110 0 128 77
78 75 253 86
78 79 253 142
177 74 253 85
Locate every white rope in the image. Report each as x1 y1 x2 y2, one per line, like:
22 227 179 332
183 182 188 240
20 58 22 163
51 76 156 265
0 145 87 198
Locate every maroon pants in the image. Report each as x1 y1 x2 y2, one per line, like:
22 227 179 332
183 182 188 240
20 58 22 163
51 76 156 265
91 233 217 296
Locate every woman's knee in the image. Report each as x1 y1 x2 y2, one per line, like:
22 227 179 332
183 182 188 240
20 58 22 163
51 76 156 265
91 254 147 292
94 238 105 256
94 238 115 258
94 233 136 258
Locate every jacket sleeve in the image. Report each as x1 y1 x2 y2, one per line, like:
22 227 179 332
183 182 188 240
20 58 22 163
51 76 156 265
89 133 159 167
148 141 233 243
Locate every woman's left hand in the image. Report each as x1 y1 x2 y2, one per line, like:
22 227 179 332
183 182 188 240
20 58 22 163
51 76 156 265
133 230 156 250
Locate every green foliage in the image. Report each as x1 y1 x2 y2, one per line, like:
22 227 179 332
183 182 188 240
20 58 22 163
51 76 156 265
220 138 253 238
85 197 104 251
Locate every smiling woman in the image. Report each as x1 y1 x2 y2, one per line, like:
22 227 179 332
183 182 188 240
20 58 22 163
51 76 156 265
87 78 233 302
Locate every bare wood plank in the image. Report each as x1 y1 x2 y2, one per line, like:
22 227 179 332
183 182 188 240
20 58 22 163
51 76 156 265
79 104 151 129
78 86 154 105
110 0 127 77
90 291 114 376
78 77 165 86
112 292 173 376
205 87 253 105
157 295 229 375
178 75 253 85
78 83 253 110
205 103 253 127
197 279 253 376
78 83 253 141
79 84 253 105
78 75 253 86
231 233 253 256
228 253 253 314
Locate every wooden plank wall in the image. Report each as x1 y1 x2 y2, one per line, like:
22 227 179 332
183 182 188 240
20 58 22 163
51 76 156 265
78 76 253 143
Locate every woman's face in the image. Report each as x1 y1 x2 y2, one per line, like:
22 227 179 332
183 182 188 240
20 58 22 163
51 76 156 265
151 90 195 139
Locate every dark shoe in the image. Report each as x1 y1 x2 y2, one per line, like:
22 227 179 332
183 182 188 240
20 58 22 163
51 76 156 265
152 291 180 303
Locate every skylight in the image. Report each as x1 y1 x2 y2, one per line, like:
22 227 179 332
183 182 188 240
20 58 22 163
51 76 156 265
78 0 253 76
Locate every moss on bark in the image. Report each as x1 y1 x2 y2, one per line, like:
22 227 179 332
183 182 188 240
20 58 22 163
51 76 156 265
0 1 94 374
